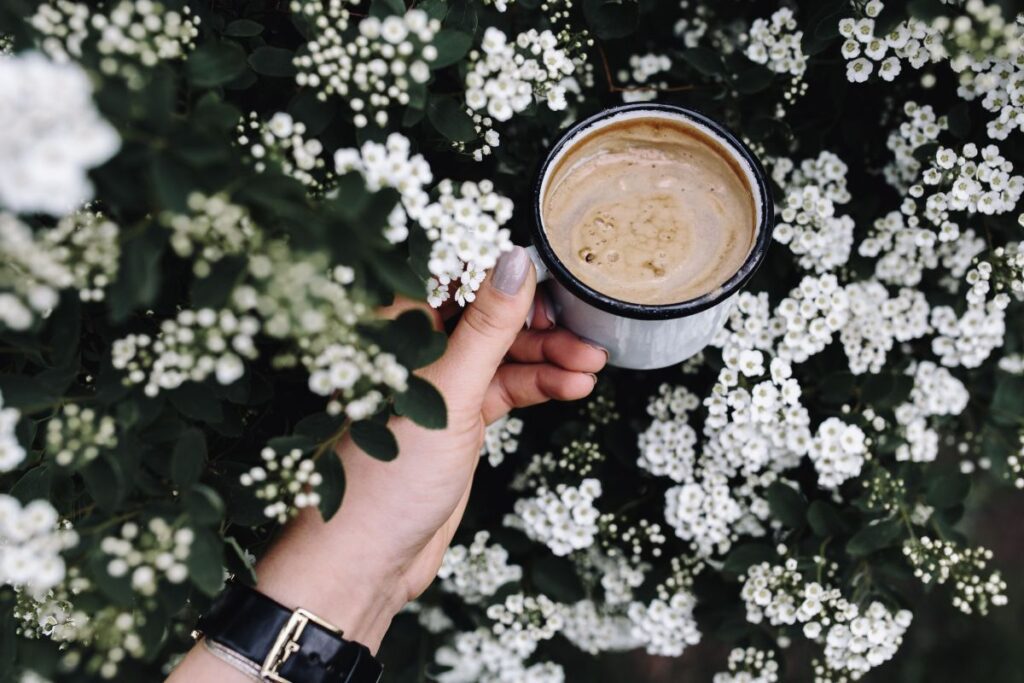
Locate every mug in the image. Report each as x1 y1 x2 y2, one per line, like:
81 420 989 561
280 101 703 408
525 103 774 370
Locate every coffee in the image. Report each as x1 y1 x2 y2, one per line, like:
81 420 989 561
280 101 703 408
541 116 757 305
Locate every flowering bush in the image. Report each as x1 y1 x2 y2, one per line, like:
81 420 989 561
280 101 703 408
1 0 1024 681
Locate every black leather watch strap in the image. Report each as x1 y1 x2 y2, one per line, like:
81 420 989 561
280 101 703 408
196 582 383 683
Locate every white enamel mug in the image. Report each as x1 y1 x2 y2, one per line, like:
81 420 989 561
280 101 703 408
526 103 775 370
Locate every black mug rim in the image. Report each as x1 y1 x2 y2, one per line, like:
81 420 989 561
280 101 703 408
531 102 775 321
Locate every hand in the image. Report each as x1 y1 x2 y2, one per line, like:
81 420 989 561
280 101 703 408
168 247 606 680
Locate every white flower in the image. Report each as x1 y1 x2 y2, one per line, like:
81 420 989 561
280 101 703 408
0 53 120 215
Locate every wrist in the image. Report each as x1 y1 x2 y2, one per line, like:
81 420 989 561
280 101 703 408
254 506 408 653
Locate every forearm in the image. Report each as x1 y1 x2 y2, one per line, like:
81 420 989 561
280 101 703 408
167 490 406 681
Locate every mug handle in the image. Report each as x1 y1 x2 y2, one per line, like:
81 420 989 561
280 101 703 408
524 244 551 283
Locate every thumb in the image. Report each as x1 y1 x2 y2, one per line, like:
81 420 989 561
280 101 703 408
429 246 536 414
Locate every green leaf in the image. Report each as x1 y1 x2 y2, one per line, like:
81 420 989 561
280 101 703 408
187 528 226 596
442 0 478 32
82 455 127 511
187 41 249 87
294 412 346 440
679 47 724 76
370 0 405 18
107 222 166 322
734 65 774 94
991 374 1024 426
10 466 54 504
288 89 338 136
168 383 225 424
368 252 430 299
530 554 586 602
807 500 853 537
925 472 971 509
379 310 447 369
582 0 639 39
860 372 914 409
248 46 296 77
0 374 58 411
394 375 447 429
427 95 477 142
765 482 806 529
184 484 226 525
171 428 207 489
430 29 473 69
315 451 346 520
224 19 264 37
152 154 194 213
722 542 776 575
846 517 904 557
351 420 399 461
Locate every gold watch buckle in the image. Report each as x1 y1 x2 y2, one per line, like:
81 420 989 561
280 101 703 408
260 607 343 682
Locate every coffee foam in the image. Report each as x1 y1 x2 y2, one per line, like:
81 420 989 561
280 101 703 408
540 111 760 306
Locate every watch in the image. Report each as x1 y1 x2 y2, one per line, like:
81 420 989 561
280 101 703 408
194 581 384 683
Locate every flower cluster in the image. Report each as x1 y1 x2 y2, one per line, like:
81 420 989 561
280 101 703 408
433 628 564 683
808 418 869 490
31 1 199 88
560 600 640 655
771 152 854 273
162 192 261 276
479 414 523 467
618 53 671 103
507 478 602 557
626 590 702 657
240 446 323 523
0 496 77 595
39 208 120 302
438 531 523 604
903 536 1008 615
294 5 438 128
745 8 807 80
884 102 946 192
712 647 781 683
0 52 120 215
930 299 1005 368
44 404 117 469
237 112 330 192
894 361 969 463
111 307 260 396
100 518 192 595
0 213 73 331
637 384 700 482
486 593 564 656
839 1 945 83
463 27 576 154
0 390 27 472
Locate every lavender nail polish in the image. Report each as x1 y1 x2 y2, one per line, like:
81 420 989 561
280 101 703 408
492 246 531 295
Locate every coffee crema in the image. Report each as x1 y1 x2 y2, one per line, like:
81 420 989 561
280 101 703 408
541 116 757 305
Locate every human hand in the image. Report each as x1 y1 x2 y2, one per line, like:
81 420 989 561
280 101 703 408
249 246 607 651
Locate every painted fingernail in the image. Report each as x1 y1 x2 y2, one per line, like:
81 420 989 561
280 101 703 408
586 373 599 385
541 293 557 326
526 300 536 329
492 246 530 295
583 340 609 361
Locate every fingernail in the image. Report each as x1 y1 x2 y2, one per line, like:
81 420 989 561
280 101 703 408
586 373 599 385
541 292 557 326
583 339 609 361
492 246 530 295
526 300 536 329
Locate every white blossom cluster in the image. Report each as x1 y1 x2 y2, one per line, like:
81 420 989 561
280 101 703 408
0 52 120 216
618 53 671 103
636 384 700 482
741 560 911 680
674 1 709 48
587 549 646 605
0 390 26 472
807 418 869 490
903 536 1008 615
101 518 191 595
55 606 147 678
39 208 120 302
335 134 515 305
31 1 199 88
111 307 260 396
45 404 117 469
771 152 854 273
839 1 946 83
486 593 564 657
894 361 969 463
560 600 641 655
0 496 77 595
664 476 745 558
930 299 1005 368
437 530 523 603
0 213 73 332
240 446 323 523
948 0 1024 140
463 27 576 155
294 5 437 128
506 478 602 557
13 571 89 642
433 628 564 683
839 281 931 374
745 8 807 79
479 414 523 466
918 144 1023 231
884 102 946 192
237 112 330 191
626 590 702 657
162 192 261 277
774 274 849 366
712 647 781 683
